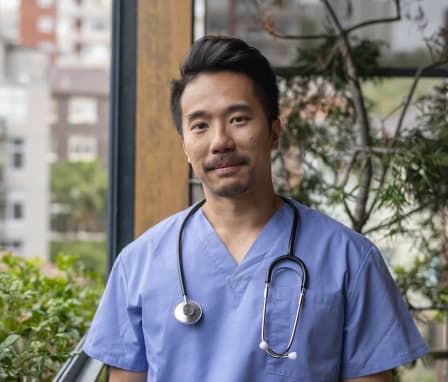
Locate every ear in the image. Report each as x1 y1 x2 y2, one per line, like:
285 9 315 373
270 119 281 150
180 135 191 163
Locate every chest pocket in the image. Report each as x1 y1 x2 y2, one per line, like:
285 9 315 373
263 267 345 381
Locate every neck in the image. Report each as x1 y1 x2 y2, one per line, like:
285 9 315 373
201 189 282 232
200 189 283 264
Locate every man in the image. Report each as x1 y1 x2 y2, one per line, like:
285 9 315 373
83 36 427 381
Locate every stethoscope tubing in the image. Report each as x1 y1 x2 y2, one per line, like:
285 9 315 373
175 195 308 359
177 199 206 298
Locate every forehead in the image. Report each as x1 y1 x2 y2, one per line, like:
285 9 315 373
180 71 262 116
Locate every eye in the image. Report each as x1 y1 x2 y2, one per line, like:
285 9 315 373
230 115 250 125
191 122 208 132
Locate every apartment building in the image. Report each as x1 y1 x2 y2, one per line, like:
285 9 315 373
0 39 50 259
49 66 109 167
0 0 19 42
19 0 111 67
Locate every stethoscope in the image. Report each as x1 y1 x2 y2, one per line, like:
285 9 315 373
173 195 308 360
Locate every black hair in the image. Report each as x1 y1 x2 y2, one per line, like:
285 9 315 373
170 36 279 135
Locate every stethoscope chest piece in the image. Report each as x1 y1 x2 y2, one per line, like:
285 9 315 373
174 300 203 325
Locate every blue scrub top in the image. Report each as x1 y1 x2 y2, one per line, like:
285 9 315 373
83 200 427 381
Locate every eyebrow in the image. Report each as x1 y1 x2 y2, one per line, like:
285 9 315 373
226 103 252 114
185 103 252 124
185 110 208 124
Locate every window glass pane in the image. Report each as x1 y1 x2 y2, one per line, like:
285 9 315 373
0 0 111 377
0 86 27 124
9 138 24 169
0 0 111 272
205 0 448 67
13 202 24 219
67 135 98 161
68 96 98 124
38 0 54 7
37 16 55 34
39 41 55 53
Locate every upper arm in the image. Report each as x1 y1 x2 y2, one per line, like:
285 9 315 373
342 246 427 376
342 370 392 382
83 256 148 371
109 366 147 382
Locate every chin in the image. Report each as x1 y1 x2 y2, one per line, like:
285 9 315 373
210 183 249 198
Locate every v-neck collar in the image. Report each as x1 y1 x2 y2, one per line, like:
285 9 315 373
196 202 292 276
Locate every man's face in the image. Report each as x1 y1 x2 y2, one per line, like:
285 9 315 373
180 71 280 199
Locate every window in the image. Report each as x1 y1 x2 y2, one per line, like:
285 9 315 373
37 16 54 34
90 18 110 32
37 0 54 7
205 0 448 67
39 41 55 53
0 86 28 124
7 192 25 222
81 44 109 63
0 200 6 220
0 240 23 253
13 202 23 220
10 138 24 169
68 97 98 124
68 135 98 162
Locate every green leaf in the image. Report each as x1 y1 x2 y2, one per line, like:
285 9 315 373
0 334 20 350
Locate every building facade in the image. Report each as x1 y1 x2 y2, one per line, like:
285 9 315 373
49 66 109 167
0 40 50 259
19 0 111 67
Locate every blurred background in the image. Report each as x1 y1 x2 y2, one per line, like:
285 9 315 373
0 1 446 381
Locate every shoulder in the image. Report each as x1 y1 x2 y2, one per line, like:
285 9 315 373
293 199 372 249
289 199 380 287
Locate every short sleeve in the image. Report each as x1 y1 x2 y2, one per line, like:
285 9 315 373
83 255 148 372
341 245 428 378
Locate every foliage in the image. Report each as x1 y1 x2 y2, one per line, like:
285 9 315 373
50 240 107 279
0 253 103 381
257 0 448 312
51 160 108 233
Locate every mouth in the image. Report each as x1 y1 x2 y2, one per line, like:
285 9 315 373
203 156 249 173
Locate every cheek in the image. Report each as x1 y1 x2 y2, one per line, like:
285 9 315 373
183 140 206 161
185 149 207 174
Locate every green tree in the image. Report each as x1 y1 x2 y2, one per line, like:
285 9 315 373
251 0 448 310
51 160 108 233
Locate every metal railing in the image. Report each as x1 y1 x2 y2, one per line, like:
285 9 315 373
52 337 104 382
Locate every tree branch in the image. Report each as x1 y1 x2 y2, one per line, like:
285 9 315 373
340 150 360 188
363 203 430 236
345 0 401 35
392 58 448 147
255 0 402 42
260 11 334 40
322 0 373 232
365 161 388 221
343 198 356 227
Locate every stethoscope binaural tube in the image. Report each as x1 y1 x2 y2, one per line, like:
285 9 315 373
258 196 308 360
259 254 307 360
173 195 308 360
174 199 205 325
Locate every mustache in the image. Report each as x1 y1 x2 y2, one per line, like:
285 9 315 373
203 154 250 172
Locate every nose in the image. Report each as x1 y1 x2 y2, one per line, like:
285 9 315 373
210 124 235 154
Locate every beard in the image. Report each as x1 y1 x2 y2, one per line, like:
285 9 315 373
210 181 249 197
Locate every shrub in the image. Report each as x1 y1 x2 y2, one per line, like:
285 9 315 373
0 253 103 381
50 241 107 279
